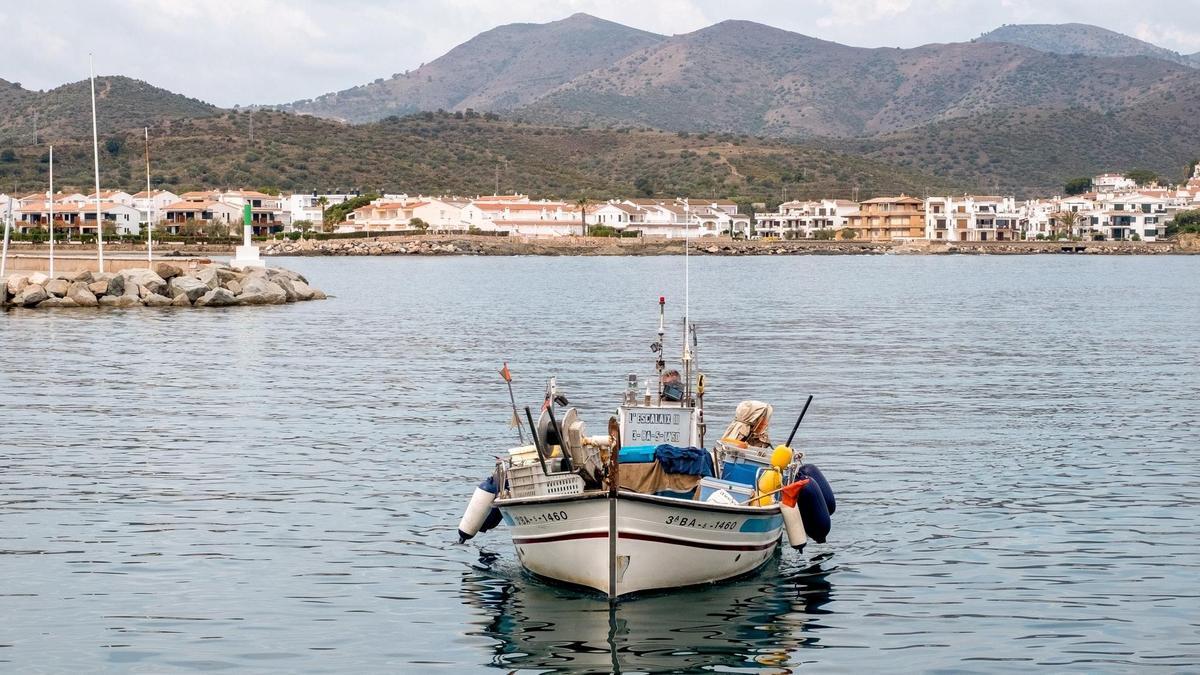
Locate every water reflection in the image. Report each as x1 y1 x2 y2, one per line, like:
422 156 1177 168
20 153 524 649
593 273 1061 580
462 551 837 673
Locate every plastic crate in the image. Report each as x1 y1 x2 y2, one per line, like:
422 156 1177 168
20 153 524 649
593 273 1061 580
506 463 585 499
716 442 773 485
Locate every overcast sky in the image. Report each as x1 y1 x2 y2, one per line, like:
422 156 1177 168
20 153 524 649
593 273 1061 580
3 0 1199 107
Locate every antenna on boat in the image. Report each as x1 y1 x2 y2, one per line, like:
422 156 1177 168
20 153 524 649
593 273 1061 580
654 296 665 400
681 198 694 403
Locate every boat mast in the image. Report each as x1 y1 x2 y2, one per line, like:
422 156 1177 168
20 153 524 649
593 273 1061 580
89 54 104 273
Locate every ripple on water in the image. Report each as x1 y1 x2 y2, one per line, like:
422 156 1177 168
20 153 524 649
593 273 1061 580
1 255 1198 671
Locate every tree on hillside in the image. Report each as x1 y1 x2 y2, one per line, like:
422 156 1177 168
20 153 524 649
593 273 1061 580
575 197 591 236
1063 177 1091 195
1053 210 1081 239
1124 168 1159 186
634 176 654 197
1185 159 1199 183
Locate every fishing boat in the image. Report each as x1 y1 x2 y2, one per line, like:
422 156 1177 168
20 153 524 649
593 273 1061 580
458 298 837 599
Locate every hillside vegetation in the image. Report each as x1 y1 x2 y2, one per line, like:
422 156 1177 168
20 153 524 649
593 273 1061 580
0 111 962 202
0 76 218 145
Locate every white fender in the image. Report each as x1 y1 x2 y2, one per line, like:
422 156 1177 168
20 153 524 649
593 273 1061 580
781 502 807 548
457 487 497 541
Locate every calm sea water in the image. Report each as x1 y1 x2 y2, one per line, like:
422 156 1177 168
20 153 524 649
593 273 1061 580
2 255 1198 673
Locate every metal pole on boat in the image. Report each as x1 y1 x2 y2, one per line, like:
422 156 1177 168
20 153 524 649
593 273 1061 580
607 425 620 602
785 395 814 447
524 406 551 477
545 403 573 473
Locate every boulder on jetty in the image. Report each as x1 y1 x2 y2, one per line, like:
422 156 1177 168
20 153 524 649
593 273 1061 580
2 263 326 310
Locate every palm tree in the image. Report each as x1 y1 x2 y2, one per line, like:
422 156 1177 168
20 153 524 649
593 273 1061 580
1053 210 1080 239
576 197 591 237
316 196 329 232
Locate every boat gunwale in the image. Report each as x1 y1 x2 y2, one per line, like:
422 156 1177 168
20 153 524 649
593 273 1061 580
495 487 783 516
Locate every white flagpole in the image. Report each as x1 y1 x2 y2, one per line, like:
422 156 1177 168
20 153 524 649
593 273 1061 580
1 191 11 284
145 126 152 263
49 145 55 277
89 54 104 273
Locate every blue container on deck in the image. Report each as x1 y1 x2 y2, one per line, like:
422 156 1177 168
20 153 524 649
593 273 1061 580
717 442 773 485
721 461 761 485
618 445 657 463
698 477 754 503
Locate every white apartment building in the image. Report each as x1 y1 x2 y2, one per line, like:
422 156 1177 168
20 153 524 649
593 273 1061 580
1093 173 1136 191
755 199 856 239
925 196 1023 241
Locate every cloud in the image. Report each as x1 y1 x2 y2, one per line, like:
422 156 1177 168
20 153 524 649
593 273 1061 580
1133 21 1200 53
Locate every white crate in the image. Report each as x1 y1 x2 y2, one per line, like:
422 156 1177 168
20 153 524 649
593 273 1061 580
506 463 585 499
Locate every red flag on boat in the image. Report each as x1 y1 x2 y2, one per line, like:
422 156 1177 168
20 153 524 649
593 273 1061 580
780 478 811 508
500 362 512 383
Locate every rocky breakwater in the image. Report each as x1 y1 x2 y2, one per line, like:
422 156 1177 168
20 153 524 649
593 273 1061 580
2 263 326 310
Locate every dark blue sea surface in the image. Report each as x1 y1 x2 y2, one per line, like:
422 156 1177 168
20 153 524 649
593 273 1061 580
2 255 1198 672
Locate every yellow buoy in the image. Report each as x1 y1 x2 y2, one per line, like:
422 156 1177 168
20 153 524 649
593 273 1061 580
755 469 782 506
771 445 793 469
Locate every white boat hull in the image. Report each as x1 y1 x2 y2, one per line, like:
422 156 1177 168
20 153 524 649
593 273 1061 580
496 490 783 597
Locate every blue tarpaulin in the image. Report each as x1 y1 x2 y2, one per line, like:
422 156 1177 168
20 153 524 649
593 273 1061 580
652 444 714 477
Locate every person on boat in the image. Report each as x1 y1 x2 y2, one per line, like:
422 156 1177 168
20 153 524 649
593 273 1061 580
660 369 683 402
722 401 773 447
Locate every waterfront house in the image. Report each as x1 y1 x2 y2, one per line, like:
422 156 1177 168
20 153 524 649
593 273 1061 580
15 201 142 236
588 202 647 234
755 199 855 239
459 198 579 236
846 196 925 241
924 196 1023 241
160 200 242 233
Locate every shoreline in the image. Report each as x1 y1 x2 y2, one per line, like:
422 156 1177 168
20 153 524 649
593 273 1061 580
263 234 1197 256
6 234 1196 259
